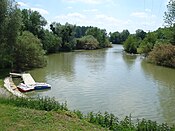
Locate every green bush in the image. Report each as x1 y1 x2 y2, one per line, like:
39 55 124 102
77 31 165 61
123 35 141 54
0 96 68 111
76 35 99 50
148 44 175 68
14 31 46 70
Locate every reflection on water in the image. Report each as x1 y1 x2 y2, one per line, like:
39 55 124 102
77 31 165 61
122 54 137 71
29 44 175 125
141 61 175 125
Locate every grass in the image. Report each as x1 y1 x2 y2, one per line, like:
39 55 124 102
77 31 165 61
0 104 107 131
0 96 174 131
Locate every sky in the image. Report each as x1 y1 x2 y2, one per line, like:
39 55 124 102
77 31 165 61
16 0 169 33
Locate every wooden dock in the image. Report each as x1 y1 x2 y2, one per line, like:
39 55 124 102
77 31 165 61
4 77 26 97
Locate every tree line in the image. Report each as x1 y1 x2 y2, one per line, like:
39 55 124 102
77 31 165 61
0 0 174 70
122 0 175 68
0 0 111 70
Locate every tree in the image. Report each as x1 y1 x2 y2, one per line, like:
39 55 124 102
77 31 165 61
123 35 141 54
50 22 76 51
6 8 22 68
14 31 46 70
86 27 111 48
76 35 99 50
135 29 146 40
164 0 175 44
41 30 62 53
164 0 175 26
120 30 130 43
74 26 92 38
109 31 121 44
0 0 22 68
21 9 47 37
0 0 8 68
138 32 157 54
109 30 130 44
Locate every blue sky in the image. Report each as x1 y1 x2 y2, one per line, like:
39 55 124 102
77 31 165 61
16 0 169 33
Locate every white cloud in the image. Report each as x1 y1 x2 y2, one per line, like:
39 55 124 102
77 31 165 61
83 9 98 13
31 8 49 15
130 12 148 18
63 0 113 4
17 2 28 7
63 0 100 4
145 8 151 12
54 12 130 33
67 6 73 9
129 10 161 33
54 13 86 25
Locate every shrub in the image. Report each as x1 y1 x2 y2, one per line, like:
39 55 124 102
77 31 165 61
123 35 141 54
0 96 68 111
148 44 175 68
76 35 99 50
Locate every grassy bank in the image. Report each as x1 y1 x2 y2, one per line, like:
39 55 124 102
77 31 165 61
0 97 175 131
0 104 106 131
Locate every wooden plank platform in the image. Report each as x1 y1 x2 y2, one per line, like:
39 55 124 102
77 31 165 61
4 77 26 97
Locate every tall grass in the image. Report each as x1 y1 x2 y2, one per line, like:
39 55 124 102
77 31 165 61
0 96 68 111
0 96 174 130
74 110 175 130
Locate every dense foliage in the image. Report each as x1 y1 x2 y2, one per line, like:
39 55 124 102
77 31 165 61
21 9 47 37
109 30 130 44
148 44 175 68
74 26 93 38
76 35 99 50
0 0 112 70
123 35 141 54
122 0 175 68
86 27 111 48
0 96 174 131
0 0 21 69
14 31 46 70
0 0 174 69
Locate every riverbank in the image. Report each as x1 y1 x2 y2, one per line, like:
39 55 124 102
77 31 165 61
0 96 174 130
0 103 106 131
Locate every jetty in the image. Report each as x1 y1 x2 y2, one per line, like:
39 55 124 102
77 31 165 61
4 77 26 97
3 72 36 97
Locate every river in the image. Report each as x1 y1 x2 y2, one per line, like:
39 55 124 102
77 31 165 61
29 44 175 125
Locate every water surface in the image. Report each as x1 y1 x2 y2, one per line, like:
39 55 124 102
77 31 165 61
29 45 175 125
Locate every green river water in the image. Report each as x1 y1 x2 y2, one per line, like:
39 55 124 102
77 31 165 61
29 44 175 125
